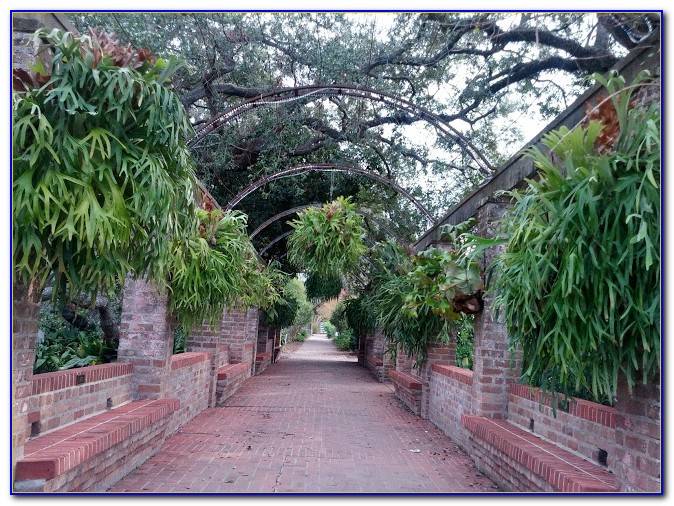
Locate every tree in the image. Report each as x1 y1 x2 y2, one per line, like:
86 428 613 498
72 13 658 262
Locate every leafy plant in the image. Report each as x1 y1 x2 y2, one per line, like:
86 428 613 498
173 325 188 354
287 197 366 277
455 315 474 369
494 72 660 403
329 301 349 333
34 309 113 373
334 328 356 351
295 330 307 342
305 272 342 301
323 321 337 338
13 29 196 300
169 209 281 329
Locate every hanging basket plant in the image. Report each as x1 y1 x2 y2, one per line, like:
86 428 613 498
13 29 196 300
304 272 342 301
494 71 660 403
287 196 366 277
168 208 281 329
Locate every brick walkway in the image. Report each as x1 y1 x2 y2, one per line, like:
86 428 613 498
109 334 498 493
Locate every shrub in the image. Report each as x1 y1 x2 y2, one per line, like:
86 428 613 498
169 209 279 329
287 197 366 277
455 315 474 369
329 301 349 333
334 328 356 351
494 72 660 403
295 330 307 342
13 29 196 300
324 321 337 338
305 272 342 301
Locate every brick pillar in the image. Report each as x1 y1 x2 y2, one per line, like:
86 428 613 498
187 320 228 407
12 283 39 477
222 307 258 375
471 202 519 419
613 375 661 492
396 344 414 373
417 340 457 419
118 277 174 399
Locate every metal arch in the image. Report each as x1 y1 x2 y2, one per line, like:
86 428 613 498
250 204 321 240
224 163 435 222
186 84 493 175
259 231 292 257
250 203 407 245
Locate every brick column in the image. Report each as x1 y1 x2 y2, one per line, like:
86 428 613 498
613 375 661 492
187 320 228 407
471 201 520 419
221 307 259 375
417 341 456 419
396 344 414 373
118 277 174 399
12 283 39 476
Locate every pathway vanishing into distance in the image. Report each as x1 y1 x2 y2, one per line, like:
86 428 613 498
110 334 497 493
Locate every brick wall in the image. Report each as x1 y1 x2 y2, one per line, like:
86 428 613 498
222 307 258 374
428 364 474 449
29 363 134 435
364 329 392 382
118 277 174 399
507 384 616 469
12 284 39 473
613 376 661 492
166 352 211 432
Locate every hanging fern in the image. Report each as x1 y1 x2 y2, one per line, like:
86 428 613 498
304 272 342 301
168 209 281 329
494 71 660 403
13 29 196 300
287 196 366 277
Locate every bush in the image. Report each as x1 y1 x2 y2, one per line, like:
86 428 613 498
305 272 342 301
494 73 660 403
334 328 356 351
295 330 307 342
455 315 474 369
324 321 337 338
287 197 366 277
329 301 349 333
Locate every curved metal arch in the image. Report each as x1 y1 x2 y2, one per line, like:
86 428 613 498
225 163 435 222
187 84 493 175
250 203 406 245
259 230 292 257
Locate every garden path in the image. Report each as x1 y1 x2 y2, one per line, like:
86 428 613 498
109 334 497 493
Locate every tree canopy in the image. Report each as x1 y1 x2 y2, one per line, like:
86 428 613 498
73 12 657 267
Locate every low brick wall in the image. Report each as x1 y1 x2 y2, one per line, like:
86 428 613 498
389 369 422 415
15 399 178 493
166 352 210 432
216 363 250 405
428 364 474 449
507 384 616 469
254 352 272 375
29 363 133 435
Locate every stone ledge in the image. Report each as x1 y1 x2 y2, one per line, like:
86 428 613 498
15 399 179 482
32 363 133 395
170 352 209 370
431 363 474 385
462 415 618 492
217 363 249 380
509 384 616 428
388 369 422 390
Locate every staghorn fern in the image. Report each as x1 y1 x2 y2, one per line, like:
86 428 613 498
287 197 366 277
494 71 660 403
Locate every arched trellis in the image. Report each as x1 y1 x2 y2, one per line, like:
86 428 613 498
187 84 494 175
225 163 435 222
250 203 406 245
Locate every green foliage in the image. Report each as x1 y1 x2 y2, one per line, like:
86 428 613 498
304 272 342 301
287 197 366 277
173 325 187 354
169 209 280 329
266 277 312 328
295 330 307 342
343 296 376 340
323 321 337 339
34 310 113 373
334 328 356 351
13 29 196 300
329 301 349 333
494 72 660 403
455 315 474 369
405 220 483 320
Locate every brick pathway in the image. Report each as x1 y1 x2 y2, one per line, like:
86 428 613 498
109 334 498 493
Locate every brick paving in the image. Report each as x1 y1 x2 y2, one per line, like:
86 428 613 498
109 334 498 493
